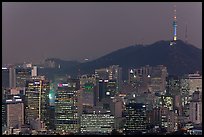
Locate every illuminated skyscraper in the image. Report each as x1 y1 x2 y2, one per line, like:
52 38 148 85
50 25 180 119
189 91 202 125
80 74 97 107
55 78 80 133
6 95 24 129
80 110 114 134
124 102 147 135
95 65 122 93
25 76 50 128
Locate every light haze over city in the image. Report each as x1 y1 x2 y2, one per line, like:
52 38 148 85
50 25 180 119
2 2 202 64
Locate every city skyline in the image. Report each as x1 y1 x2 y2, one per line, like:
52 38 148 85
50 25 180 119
2 2 202 64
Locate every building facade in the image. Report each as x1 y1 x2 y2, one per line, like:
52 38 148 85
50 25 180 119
55 78 80 133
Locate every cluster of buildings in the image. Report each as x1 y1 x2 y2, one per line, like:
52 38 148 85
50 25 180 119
1 63 202 135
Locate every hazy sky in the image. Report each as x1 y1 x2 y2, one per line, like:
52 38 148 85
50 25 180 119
2 2 202 64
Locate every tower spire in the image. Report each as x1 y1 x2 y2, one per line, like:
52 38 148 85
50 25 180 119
173 5 177 41
170 5 177 46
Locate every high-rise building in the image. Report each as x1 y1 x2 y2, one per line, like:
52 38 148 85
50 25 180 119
2 88 7 127
106 79 118 98
124 102 147 135
189 91 202 125
82 83 95 107
180 77 190 108
9 67 16 88
25 76 50 128
98 79 108 101
149 106 178 133
31 66 37 77
185 73 202 95
166 75 181 96
16 68 32 87
97 79 118 101
6 95 24 129
2 67 10 88
97 96 123 130
128 65 167 94
55 78 80 133
80 110 114 134
80 74 97 107
95 65 122 92
47 82 55 130
95 68 109 80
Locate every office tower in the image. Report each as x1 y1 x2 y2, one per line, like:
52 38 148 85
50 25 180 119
124 102 147 135
2 67 10 88
150 65 168 93
180 78 190 108
9 67 16 88
97 79 118 101
98 79 108 101
106 79 118 98
150 106 178 133
80 109 114 134
189 91 202 125
108 65 122 92
16 68 32 87
95 68 109 80
47 82 55 130
31 66 37 77
173 95 182 116
6 95 24 129
98 96 123 130
25 76 50 129
2 89 7 127
128 65 167 94
185 73 202 95
166 75 181 96
80 74 97 107
82 82 95 107
55 78 80 133
95 65 122 92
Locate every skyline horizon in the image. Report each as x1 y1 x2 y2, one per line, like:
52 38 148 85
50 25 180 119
2 39 202 65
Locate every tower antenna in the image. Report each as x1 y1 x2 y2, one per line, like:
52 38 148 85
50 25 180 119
170 5 177 46
173 5 177 41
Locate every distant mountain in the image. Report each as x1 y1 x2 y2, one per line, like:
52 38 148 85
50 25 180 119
77 40 202 77
39 40 202 79
38 58 80 79
44 58 80 69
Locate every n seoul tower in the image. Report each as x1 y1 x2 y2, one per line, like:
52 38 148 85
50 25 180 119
170 5 177 45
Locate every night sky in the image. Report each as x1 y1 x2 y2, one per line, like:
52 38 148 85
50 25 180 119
2 2 202 65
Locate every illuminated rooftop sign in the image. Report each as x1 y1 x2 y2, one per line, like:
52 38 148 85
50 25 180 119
58 83 68 87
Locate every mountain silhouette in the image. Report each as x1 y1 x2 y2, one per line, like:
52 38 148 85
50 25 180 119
77 40 202 77
39 40 202 80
